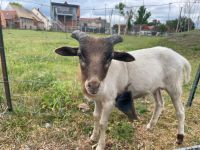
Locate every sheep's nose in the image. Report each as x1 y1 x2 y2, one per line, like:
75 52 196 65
87 79 100 94
88 80 100 89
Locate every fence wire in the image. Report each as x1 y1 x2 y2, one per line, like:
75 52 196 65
0 0 200 114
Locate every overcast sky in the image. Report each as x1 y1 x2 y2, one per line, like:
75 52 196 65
1 0 200 27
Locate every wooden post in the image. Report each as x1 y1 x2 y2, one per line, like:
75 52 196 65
0 15 12 111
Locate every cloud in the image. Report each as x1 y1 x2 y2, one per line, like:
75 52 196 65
1 1 9 9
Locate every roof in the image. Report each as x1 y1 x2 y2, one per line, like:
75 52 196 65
79 18 97 21
8 3 38 20
142 25 155 30
0 10 16 20
79 18 106 22
51 2 79 8
133 25 156 31
32 8 49 21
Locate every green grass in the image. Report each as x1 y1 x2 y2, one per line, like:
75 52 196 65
0 29 199 149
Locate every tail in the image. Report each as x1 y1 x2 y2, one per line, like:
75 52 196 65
182 57 191 84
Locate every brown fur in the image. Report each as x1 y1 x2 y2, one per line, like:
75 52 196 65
78 37 113 96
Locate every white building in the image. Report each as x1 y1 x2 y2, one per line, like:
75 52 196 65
32 8 51 30
6 3 44 30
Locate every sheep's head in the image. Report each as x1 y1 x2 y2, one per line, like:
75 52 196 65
55 30 135 96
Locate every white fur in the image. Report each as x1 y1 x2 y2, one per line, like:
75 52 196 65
87 46 191 150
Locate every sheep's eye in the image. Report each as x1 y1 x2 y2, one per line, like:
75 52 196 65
80 58 86 67
81 61 86 67
78 53 87 65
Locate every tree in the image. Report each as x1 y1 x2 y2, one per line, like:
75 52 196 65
124 9 134 34
166 17 195 32
158 24 167 33
134 6 151 25
113 24 118 33
115 2 126 35
166 19 177 32
148 19 161 26
179 17 195 32
9 2 22 7
115 2 126 16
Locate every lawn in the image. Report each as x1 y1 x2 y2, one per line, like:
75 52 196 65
0 29 199 150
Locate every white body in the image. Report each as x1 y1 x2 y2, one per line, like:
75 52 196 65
88 46 191 150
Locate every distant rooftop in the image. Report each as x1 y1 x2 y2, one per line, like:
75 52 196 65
32 8 47 20
79 17 105 21
51 1 79 8
7 3 43 22
0 10 16 20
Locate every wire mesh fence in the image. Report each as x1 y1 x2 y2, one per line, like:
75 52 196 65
0 1 200 150
0 26 199 115
0 28 82 114
0 0 200 114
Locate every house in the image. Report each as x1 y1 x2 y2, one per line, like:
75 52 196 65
133 24 157 36
0 10 17 28
51 1 80 31
32 8 51 30
112 24 128 34
79 17 110 33
6 3 44 30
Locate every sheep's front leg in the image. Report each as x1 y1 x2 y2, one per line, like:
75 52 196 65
147 90 164 130
90 101 102 142
96 101 114 150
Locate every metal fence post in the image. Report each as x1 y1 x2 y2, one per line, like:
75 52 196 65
187 64 200 107
0 16 13 111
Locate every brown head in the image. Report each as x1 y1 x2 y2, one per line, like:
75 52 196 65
55 30 135 96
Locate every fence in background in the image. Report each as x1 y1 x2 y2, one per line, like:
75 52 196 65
1 0 200 34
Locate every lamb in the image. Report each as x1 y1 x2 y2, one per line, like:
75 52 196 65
55 30 191 150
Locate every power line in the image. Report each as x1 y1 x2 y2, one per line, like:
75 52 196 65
13 0 200 11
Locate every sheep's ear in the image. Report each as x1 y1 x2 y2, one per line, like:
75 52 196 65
55 47 79 56
113 51 135 62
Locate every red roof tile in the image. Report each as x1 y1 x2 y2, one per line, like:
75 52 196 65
0 10 17 20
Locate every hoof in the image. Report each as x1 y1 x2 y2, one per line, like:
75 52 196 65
90 134 99 143
176 134 184 145
90 137 98 143
146 123 154 131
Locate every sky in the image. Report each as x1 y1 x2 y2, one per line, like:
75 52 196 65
1 0 200 27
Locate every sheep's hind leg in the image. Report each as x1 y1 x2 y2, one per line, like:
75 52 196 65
147 89 164 130
167 84 185 144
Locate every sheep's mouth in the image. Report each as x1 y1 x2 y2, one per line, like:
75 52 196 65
86 88 99 95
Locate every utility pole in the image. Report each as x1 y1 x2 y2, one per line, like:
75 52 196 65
197 15 200 29
0 0 2 10
168 3 172 21
50 0 52 19
109 9 113 34
188 1 191 31
176 7 183 32
105 3 107 33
